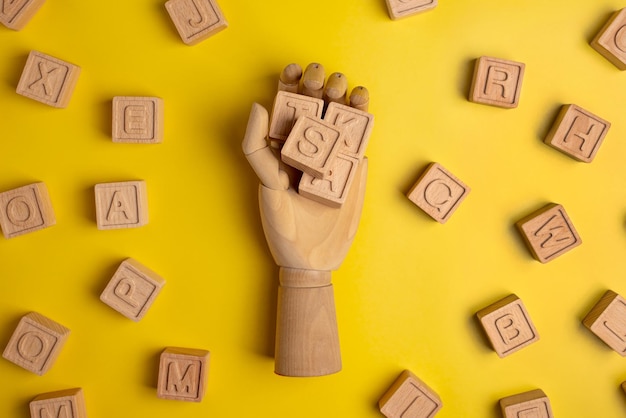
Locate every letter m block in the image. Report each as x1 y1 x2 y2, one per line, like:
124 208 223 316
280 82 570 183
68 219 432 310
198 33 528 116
29 388 87 418
158 347 210 402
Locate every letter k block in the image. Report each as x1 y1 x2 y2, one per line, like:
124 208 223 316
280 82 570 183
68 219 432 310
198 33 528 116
470 56 525 108
158 347 210 402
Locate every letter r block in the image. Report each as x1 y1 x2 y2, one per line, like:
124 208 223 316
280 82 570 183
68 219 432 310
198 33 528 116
94 181 148 230
0 182 55 239
469 56 525 108
385 0 437 20
158 347 210 402
112 96 164 143
499 389 554 418
592 8 626 70
30 388 87 418
269 91 324 141
2 312 70 375
0 0 46 30
583 290 626 355
165 0 227 45
378 369 443 418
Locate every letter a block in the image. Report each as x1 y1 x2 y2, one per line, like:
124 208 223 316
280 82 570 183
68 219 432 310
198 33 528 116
592 8 626 70
0 182 55 239
16 50 80 108
30 388 87 418
94 180 148 230
100 258 166 321
269 91 324 141
516 203 581 263
299 154 360 208
385 0 437 20
165 0 227 45
379 369 443 418
499 389 554 418
112 96 164 143
2 312 70 375
469 56 525 108
157 347 210 402
0 0 45 30
583 290 626 355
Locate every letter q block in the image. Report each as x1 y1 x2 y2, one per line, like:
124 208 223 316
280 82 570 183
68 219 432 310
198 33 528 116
583 290 626 355
0 182 55 239
94 180 148 230
378 369 442 418
0 0 45 30
165 0 227 45
158 347 210 402
30 388 87 418
499 389 554 418
469 56 525 108
112 96 164 143
592 8 626 70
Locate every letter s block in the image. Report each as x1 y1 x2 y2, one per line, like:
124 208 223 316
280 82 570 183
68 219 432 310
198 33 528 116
583 290 626 355
30 388 87 418
378 369 443 418
469 56 525 108
94 180 148 230
0 182 55 239
158 347 210 402
592 8 626 70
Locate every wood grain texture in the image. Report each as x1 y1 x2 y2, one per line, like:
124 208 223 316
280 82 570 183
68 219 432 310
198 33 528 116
94 180 148 230
165 0 227 45
157 347 210 402
499 389 553 418
112 96 164 143
583 290 626 355
385 0 437 20
0 182 55 239
469 56 524 108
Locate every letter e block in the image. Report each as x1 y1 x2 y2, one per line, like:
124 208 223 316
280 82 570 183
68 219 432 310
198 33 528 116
583 290 626 355
0 0 45 30
112 96 164 143
16 50 80 108
0 182 55 239
299 154 359 208
544 104 610 162
476 294 539 357
379 369 442 418
469 56 525 108
2 312 70 375
591 8 626 70
385 0 437 20
165 0 227 45
269 91 324 141
324 102 374 159
499 389 554 418
406 162 470 224
100 258 166 321
157 347 210 402
30 388 87 418
94 181 148 230
516 203 581 263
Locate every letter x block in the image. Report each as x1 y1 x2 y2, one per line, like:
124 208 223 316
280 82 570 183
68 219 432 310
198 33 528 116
0 0 45 30
16 50 81 108
378 369 443 418
165 0 227 45
592 8 626 70
0 182 55 239
158 347 210 402
583 290 626 355
385 0 437 20
100 258 166 321
269 91 324 141
94 180 148 230
112 96 164 143
30 388 87 418
476 294 539 358
2 312 70 375
499 389 554 418
469 56 525 108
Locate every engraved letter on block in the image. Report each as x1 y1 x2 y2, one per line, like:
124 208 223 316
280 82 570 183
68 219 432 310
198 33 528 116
29 388 87 418
499 389 554 418
591 8 626 70
470 56 525 108
157 347 210 402
165 0 227 45
269 91 324 141
112 96 164 143
378 369 443 418
0 182 55 239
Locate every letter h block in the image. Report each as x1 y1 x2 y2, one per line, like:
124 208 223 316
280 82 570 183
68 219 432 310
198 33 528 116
499 389 554 418
0 0 46 30
165 0 228 45
158 347 210 402
378 369 443 418
112 96 164 143
30 388 87 418
0 182 55 239
94 180 148 230
591 8 626 70
469 56 525 108
583 290 626 355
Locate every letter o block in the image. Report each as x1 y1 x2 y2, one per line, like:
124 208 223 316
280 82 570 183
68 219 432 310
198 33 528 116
469 56 525 108
30 388 87 418
94 181 148 230
592 8 626 70
379 370 443 418
157 347 210 402
0 182 55 239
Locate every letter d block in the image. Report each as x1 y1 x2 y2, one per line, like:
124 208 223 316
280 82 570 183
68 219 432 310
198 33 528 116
30 388 87 418
112 96 164 143
592 8 626 70
379 370 443 418
94 181 148 230
165 0 227 45
469 56 525 108
499 389 554 418
0 0 46 30
583 290 626 355
2 312 70 375
158 347 210 402
0 182 55 239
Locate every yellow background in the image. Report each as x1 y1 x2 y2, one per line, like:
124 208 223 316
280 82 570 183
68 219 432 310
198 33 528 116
2 0 626 416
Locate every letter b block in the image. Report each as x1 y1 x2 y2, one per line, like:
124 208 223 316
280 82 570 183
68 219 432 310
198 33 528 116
158 347 210 402
112 96 164 143
378 369 443 418
470 56 525 108
583 290 626 355
592 8 626 70
165 0 227 45
499 389 554 418
30 388 87 418
94 181 148 230
0 182 55 239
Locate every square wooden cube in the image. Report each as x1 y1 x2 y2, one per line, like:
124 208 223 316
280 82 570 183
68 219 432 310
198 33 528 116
100 258 166 321
591 8 626 70
165 0 227 45
158 347 210 402
269 91 324 141
583 290 626 355
0 182 55 239
30 388 87 418
0 0 45 30
385 0 437 20
476 294 539 357
516 203 581 263
544 104 610 162
112 96 164 143
469 56 525 108
94 180 148 230
16 50 80 108
299 154 359 208
324 102 374 160
406 162 470 224
2 312 70 375
499 389 554 418
379 369 442 418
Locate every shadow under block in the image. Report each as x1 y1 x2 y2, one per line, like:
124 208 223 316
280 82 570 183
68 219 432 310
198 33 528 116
100 258 166 321
476 294 539 358
165 0 227 45
544 104 610 162
94 181 148 230
112 96 164 143
385 0 437 20
516 203 581 263
499 389 554 418
157 347 210 402
0 182 55 239
591 8 626 70
30 388 87 418
269 91 324 141
2 312 70 375
378 369 443 418
16 50 80 108
0 0 45 30
469 56 525 108
406 162 470 224
583 290 626 355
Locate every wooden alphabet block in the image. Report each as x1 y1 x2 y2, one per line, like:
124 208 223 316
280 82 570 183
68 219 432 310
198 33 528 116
476 294 539 357
2 312 70 375
157 347 210 402
583 290 626 355
112 96 164 143
16 50 80 108
0 0 45 30
299 154 359 208
406 162 470 224
469 56 525 108
324 102 374 159
165 0 227 45
544 104 610 162
94 180 148 230
0 182 55 239
385 0 437 20
591 8 626 70
268 91 324 141
100 258 166 321
499 389 554 418
30 388 87 418
378 369 443 418
516 203 581 263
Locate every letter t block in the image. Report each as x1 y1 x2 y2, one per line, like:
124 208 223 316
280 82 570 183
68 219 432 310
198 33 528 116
94 180 148 230
583 290 626 355
157 347 210 402
378 369 443 418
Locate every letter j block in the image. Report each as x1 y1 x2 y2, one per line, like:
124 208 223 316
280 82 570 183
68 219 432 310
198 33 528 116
583 290 626 355
591 8 626 70
0 182 55 239
30 388 87 418
158 347 210 402
112 96 164 143
165 0 228 45
378 369 443 418
469 56 525 108
94 181 148 230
